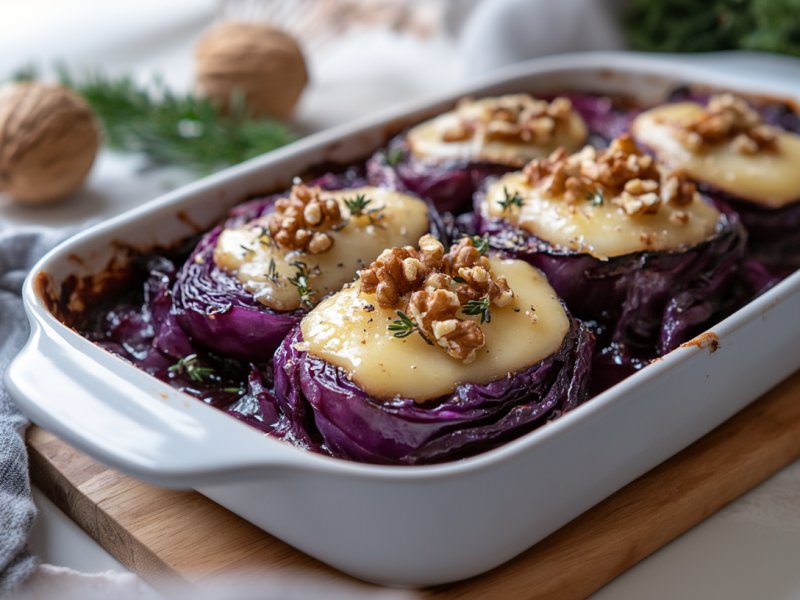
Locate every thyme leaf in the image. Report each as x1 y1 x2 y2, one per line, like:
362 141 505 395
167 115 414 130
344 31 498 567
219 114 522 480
462 296 492 324
586 187 604 206
499 186 525 213
388 310 433 345
288 261 319 308
168 354 215 383
463 233 490 255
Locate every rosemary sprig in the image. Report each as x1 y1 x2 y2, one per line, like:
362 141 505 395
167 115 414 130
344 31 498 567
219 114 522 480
499 186 525 213
463 233 490 255
462 297 492 324
586 187 604 206
287 261 319 308
388 310 434 345
168 354 215 383
13 66 297 175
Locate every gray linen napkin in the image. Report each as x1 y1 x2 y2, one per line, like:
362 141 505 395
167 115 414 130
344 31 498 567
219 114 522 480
0 227 68 595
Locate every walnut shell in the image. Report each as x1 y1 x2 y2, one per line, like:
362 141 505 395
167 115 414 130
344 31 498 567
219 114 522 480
0 82 99 204
195 21 308 119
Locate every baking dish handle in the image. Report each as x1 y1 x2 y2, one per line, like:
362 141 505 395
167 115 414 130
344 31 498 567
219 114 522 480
6 317 307 489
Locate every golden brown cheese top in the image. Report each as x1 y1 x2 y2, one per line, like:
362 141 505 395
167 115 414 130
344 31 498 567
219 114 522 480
407 94 588 167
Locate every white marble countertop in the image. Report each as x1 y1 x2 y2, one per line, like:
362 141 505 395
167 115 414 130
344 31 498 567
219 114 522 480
5 3 800 597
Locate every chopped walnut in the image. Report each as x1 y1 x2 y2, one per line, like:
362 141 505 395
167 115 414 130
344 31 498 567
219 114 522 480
442 94 578 146
363 235 516 364
407 289 486 364
262 183 345 255
360 246 429 308
435 320 485 364
518 134 706 217
672 93 777 155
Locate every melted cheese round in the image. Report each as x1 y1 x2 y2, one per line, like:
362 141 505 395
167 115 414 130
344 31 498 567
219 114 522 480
300 258 570 402
214 187 430 311
632 103 800 208
484 172 721 260
407 103 588 167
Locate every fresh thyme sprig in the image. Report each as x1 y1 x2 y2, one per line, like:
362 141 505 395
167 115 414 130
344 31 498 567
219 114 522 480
586 187 604 206
462 297 492 324
463 233 490 255
499 186 525 212
12 66 297 175
168 354 215 383
256 226 276 249
382 148 404 167
288 261 319 308
335 194 386 230
266 258 280 284
388 310 434 345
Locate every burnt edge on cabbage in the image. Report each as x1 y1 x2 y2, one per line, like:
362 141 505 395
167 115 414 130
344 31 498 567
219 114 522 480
172 171 447 361
273 312 594 465
474 187 746 392
366 94 638 215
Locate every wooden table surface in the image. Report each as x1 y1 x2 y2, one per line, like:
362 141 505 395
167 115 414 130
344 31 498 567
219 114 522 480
27 368 800 599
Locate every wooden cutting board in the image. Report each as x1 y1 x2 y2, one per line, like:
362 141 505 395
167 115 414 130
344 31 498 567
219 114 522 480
27 368 800 599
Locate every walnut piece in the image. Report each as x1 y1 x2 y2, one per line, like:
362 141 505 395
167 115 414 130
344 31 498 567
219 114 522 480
359 246 429 308
673 93 777 155
442 94 578 146
519 134 703 216
362 235 515 364
407 290 485 364
264 183 341 254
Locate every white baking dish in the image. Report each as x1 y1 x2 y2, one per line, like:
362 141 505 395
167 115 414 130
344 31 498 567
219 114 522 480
7 52 800 588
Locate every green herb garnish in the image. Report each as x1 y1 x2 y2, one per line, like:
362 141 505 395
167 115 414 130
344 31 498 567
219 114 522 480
266 258 280 284
169 354 215 383
453 276 467 284
499 186 525 213
288 261 319 308
462 297 492 324
383 148 404 167
463 233 490 255
11 66 297 175
586 187 604 206
388 310 434 345
335 194 386 230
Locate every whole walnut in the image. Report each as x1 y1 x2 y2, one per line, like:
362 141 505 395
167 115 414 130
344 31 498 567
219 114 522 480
195 21 308 119
0 82 99 204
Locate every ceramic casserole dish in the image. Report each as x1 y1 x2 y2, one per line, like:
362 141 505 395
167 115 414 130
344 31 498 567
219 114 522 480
7 52 800 587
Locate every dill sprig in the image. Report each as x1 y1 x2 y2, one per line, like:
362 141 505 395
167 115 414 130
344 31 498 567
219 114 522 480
388 310 434 345
499 187 525 212
168 354 215 383
13 66 297 175
462 297 492 324
288 261 319 308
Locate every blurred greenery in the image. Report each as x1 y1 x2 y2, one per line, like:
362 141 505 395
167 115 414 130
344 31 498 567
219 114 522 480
10 66 297 175
623 0 800 57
